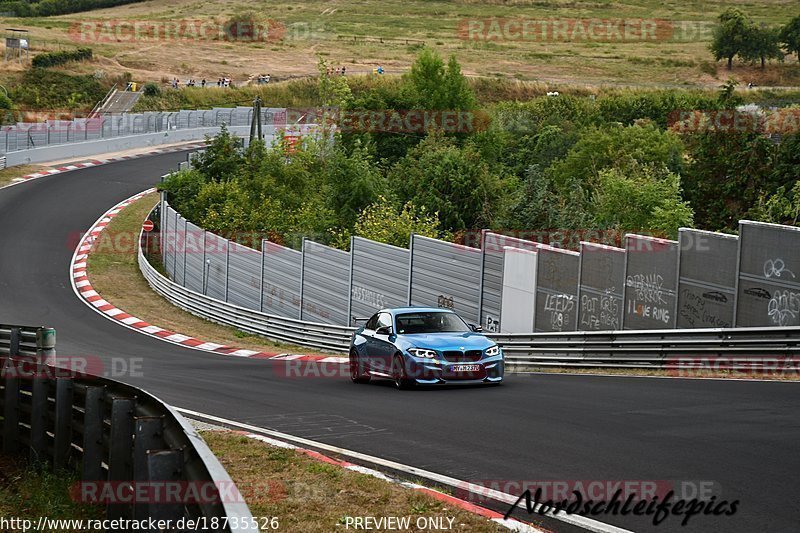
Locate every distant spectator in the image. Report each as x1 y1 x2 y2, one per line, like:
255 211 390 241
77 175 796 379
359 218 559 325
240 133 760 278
201 79 206 87
376 65 384 75
341 66 346 76
335 67 340 75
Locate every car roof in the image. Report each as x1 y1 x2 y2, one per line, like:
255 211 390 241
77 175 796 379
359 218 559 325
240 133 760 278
382 307 455 315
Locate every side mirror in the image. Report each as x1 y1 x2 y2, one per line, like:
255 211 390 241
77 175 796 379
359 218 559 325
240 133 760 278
469 324 483 333
376 326 393 336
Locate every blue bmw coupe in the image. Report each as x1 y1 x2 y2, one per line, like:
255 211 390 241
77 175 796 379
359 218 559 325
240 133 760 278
349 307 504 389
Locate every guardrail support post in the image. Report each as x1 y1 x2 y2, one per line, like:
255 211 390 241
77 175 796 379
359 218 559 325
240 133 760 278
82 386 105 481
146 450 185 527
9 327 20 356
29 376 50 464
2 367 20 453
133 417 165 521
53 377 74 471
108 397 136 520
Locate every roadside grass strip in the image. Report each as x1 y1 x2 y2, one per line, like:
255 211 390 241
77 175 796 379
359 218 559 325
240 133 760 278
74 188 343 363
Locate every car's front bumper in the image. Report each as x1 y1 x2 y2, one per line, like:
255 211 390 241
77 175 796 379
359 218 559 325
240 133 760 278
407 357 504 384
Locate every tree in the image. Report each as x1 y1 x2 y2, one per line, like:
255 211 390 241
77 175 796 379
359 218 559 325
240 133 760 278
591 164 694 238
742 24 784 69
750 180 800 226
710 8 753 70
322 141 386 229
336 195 445 249
401 48 477 110
388 132 510 231
779 15 800 62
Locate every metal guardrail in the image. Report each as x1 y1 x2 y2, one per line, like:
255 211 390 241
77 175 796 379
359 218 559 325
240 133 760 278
0 324 254 531
139 227 355 353
490 327 800 370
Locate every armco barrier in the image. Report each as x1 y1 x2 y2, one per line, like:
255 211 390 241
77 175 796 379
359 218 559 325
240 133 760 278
140 230 355 352
0 324 253 531
491 326 800 371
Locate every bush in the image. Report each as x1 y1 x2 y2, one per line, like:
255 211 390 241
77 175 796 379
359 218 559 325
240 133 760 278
10 69 106 111
142 82 161 97
32 48 92 69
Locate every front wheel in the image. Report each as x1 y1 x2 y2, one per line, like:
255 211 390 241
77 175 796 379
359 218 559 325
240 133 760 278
392 354 415 390
350 351 370 384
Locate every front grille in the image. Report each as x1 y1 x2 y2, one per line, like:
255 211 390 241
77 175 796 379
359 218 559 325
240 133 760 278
442 350 483 362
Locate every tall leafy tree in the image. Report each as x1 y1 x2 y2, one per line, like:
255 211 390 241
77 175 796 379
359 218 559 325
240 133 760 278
779 15 800 61
742 24 784 69
710 8 753 70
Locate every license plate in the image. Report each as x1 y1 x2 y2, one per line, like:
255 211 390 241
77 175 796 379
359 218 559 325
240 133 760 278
452 364 480 372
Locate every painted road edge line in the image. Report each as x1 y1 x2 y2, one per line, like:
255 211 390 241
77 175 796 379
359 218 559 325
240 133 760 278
176 407 633 533
0 142 208 191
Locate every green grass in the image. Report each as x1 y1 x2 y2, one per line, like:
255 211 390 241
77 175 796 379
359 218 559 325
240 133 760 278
0 454 103 530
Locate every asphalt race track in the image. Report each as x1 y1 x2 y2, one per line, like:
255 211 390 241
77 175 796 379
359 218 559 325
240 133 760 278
1 152 798 532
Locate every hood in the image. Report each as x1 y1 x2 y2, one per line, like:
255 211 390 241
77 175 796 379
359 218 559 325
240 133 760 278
399 332 493 351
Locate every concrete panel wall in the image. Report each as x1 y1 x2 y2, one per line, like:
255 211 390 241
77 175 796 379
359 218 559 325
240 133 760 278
301 240 351 325
184 221 205 294
677 229 738 328
623 235 678 329
578 242 625 331
409 234 482 325
350 237 410 323
204 231 228 301
262 241 302 319
736 221 800 327
500 247 538 333
227 242 262 311
534 245 580 332
480 231 540 333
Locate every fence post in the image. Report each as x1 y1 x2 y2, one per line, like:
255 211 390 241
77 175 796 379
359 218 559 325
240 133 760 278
53 377 74 470
407 233 415 305
2 367 20 454
146 450 185 525
260 239 266 312
299 237 306 320
29 376 49 464
107 397 136 520
133 416 165 521
224 239 230 302
732 222 744 327
81 386 105 481
347 236 355 325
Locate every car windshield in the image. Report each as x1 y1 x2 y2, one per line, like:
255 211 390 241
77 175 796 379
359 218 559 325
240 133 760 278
395 312 470 334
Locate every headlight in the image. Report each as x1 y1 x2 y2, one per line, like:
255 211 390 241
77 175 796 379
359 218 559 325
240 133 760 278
408 348 437 359
485 345 500 357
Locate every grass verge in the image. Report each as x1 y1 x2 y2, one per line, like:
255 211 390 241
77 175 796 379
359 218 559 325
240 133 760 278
0 165 48 188
86 191 332 357
0 454 103 530
202 430 513 532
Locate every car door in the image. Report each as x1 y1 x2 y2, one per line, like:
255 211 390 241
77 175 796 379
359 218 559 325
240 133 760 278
359 313 379 369
370 312 396 374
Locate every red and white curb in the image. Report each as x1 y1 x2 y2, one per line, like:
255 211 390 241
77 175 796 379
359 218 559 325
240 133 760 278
2 142 207 190
232 430 544 532
70 188 347 365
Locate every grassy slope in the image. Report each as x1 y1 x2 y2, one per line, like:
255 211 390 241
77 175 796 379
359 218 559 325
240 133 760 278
0 0 798 91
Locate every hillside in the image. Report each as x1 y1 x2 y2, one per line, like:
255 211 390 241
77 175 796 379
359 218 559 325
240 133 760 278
0 0 798 91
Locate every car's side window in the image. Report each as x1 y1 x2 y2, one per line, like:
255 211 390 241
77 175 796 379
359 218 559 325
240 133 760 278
376 313 392 331
364 313 379 331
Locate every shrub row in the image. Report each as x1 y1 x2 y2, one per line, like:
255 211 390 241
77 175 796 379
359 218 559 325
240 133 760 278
32 48 92 69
